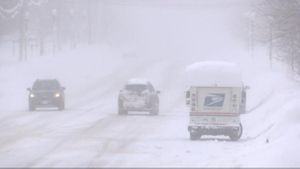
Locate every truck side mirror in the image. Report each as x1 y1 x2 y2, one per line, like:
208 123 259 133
27 88 31 91
186 91 190 98
156 91 160 94
186 91 191 105
62 87 66 90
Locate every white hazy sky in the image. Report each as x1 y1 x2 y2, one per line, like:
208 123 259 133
102 0 251 60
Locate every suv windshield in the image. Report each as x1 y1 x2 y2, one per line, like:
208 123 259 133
125 84 147 92
33 80 60 90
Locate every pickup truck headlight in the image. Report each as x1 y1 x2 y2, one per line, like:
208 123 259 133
30 93 35 98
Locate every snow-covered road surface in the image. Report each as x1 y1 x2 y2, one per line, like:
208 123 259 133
0 45 300 167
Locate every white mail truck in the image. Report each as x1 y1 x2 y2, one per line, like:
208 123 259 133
185 61 247 141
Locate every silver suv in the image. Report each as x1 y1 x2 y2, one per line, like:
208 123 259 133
118 79 160 115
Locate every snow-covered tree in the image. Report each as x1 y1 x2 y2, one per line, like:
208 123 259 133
254 0 300 74
0 0 100 60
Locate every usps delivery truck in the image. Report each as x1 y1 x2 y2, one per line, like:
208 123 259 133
185 61 247 141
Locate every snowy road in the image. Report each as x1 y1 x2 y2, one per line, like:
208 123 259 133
0 45 300 167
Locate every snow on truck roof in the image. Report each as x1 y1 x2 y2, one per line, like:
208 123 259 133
127 78 149 85
185 61 243 87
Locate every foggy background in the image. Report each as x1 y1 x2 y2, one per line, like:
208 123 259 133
2 0 300 75
0 0 252 62
1 0 300 168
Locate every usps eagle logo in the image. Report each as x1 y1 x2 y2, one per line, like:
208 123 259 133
204 93 225 107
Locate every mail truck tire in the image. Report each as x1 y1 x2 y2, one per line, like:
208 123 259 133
190 132 201 140
229 123 243 141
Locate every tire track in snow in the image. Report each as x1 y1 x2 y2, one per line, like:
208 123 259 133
24 58 162 167
28 111 120 167
85 62 188 167
0 57 156 167
241 123 274 142
32 60 185 167
31 115 160 167
86 118 146 167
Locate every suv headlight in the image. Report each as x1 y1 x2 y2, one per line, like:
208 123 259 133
30 93 35 98
54 93 61 97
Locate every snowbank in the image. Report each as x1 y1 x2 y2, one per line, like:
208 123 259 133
185 61 243 87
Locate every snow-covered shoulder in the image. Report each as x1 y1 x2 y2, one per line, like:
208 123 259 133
185 61 243 87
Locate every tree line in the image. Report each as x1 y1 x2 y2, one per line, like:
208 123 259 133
253 0 300 75
3 0 299 72
0 0 101 61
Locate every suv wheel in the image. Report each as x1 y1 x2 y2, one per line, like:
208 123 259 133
118 100 127 115
150 99 159 115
